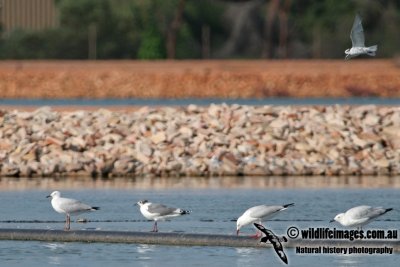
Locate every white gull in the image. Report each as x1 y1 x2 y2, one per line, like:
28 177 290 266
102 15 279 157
236 203 294 236
331 205 392 229
136 200 190 232
47 191 99 231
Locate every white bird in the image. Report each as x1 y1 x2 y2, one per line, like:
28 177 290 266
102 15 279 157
345 14 377 60
331 205 392 229
46 191 99 231
236 203 294 236
136 200 191 232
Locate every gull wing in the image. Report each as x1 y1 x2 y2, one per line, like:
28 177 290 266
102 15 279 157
248 205 284 219
59 198 93 213
348 206 388 220
147 203 177 216
350 14 365 47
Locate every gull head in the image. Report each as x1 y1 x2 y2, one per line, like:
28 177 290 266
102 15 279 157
236 217 244 235
344 48 351 54
46 191 61 199
136 200 149 207
330 213 345 224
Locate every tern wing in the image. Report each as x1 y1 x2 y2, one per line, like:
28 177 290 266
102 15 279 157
350 14 365 47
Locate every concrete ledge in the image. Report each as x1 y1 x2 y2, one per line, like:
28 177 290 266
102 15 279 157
0 229 399 251
0 229 258 247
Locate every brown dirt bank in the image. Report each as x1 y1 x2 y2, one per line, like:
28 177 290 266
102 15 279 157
0 60 399 99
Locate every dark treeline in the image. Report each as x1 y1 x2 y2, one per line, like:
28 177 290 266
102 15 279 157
1 0 399 59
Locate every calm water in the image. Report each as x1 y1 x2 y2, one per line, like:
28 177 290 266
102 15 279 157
0 178 399 266
2 97 400 106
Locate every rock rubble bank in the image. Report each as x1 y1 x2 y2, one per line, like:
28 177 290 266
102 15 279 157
1 105 400 177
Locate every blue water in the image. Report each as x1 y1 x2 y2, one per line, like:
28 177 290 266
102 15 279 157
0 184 399 266
0 242 397 267
1 97 400 106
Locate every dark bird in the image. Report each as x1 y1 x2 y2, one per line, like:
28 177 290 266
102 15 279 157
254 223 288 265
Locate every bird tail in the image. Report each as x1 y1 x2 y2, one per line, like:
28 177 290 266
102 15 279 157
283 203 295 208
367 45 378 52
366 45 378 56
179 209 191 215
91 207 100 211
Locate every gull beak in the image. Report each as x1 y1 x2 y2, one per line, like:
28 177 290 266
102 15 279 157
329 219 335 223
134 203 138 206
46 195 51 198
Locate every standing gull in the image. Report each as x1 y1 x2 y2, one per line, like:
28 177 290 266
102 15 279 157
236 203 294 236
345 13 377 60
136 200 190 232
46 191 99 231
330 205 393 229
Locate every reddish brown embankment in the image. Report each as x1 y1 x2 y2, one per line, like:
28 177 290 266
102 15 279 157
0 60 399 99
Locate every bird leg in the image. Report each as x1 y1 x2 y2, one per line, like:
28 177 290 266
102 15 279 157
151 221 158 232
250 224 263 239
64 214 71 231
250 231 262 239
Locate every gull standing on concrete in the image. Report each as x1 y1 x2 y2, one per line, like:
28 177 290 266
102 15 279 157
330 205 393 229
136 200 191 232
236 203 294 236
47 191 100 231
345 13 377 60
